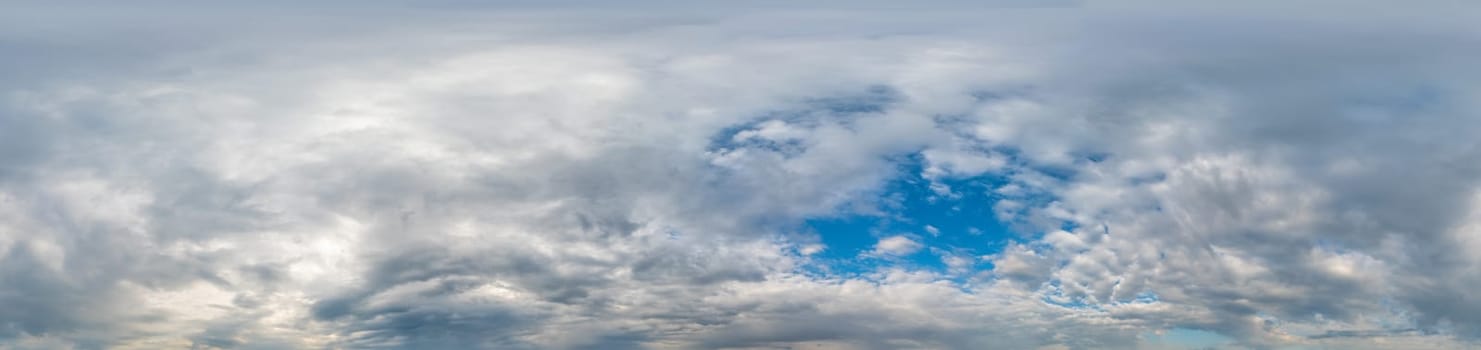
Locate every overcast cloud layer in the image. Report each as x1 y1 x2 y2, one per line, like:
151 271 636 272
3 1 1481 349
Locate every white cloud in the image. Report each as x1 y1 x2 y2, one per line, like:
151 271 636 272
3 1 1481 349
799 243 827 256
874 236 924 256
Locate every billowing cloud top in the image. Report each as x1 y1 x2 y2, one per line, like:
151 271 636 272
3 1 1481 349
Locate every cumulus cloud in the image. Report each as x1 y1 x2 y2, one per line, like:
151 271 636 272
2 1 1481 349
873 236 924 256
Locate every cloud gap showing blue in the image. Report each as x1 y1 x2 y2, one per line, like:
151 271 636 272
800 154 1018 277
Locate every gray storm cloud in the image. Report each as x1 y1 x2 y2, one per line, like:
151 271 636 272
2 1 1481 349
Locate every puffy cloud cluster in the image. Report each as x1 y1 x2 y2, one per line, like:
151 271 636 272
3 1 1481 349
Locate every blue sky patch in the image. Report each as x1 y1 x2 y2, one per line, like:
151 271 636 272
799 154 1019 276
1144 328 1236 349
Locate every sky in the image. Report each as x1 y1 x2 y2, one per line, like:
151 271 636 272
2 1 1481 349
